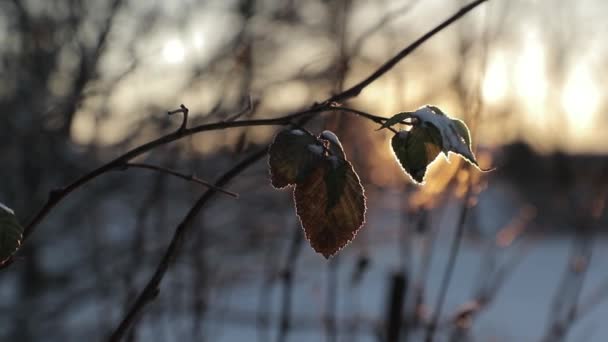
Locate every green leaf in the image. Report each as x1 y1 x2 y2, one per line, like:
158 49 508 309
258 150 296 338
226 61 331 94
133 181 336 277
377 112 414 131
268 129 324 188
0 203 23 265
391 126 443 184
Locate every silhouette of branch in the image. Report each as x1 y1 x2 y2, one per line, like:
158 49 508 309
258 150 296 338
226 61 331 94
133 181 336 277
167 104 189 131
109 147 268 342
328 0 488 103
277 226 304 342
123 162 238 198
325 257 339 342
17 105 387 244
350 0 421 57
425 182 472 342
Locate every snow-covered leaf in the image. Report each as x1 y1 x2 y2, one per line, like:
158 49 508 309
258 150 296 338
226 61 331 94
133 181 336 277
409 105 478 166
0 203 23 265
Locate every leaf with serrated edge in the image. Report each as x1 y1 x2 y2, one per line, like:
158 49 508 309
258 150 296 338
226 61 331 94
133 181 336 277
0 203 22 264
377 112 414 130
411 105 478 166
268 129 324 188
294 160 366 258
391 126 442 184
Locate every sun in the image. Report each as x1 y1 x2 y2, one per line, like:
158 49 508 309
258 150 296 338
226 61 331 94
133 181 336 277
162 39 185 64
561 63 599 133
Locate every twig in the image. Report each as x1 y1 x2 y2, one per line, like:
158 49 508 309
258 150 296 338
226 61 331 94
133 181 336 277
17 105 385 243
325 256 339 342
328 0 488 103
350 0 421 57
224 95 257 122
425 182 472 342
277 226 304 342
108 148 268 341
123 162 238 198
167 104 189 131
385 271 408 342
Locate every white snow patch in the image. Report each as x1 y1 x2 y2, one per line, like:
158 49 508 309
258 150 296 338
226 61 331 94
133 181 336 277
412 105 477 164
0 202 14 215
289 129 306 136
320 130 342 149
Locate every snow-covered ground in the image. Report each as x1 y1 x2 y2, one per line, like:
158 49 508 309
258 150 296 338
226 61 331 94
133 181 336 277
195 187 608 342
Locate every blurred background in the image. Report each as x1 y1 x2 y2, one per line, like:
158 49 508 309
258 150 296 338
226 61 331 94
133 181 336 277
1 0 607 341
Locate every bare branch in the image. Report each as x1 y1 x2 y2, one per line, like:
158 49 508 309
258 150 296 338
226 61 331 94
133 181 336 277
329 0 488 103
425 179 472 342
108 148 267 341
167 104 189 131
224 95 258 122
123 163 239 198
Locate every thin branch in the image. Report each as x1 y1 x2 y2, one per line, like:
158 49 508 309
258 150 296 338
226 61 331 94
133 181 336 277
224 95 257 122
167 104 189 131
277 226 304 342
350 0 421 57
425 182 472 342
18 105 385 243
108 148 268 342
328 0 488 103
123 163 238 198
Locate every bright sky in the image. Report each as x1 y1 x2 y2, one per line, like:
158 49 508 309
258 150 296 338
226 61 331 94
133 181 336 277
71 0 608 154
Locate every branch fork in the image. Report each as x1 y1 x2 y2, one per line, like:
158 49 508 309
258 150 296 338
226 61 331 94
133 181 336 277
168 104 189 131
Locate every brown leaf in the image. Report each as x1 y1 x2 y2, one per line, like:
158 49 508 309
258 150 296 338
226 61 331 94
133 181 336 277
294 160 366 258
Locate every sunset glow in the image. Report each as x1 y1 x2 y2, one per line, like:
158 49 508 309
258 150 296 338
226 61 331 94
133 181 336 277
515 33 547 113
162 39 186 64
561 63 599 132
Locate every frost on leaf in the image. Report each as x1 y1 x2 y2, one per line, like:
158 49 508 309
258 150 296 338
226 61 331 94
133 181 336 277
268 129 324 188
391 125 442 184
408 105 478 166
383 105 480 183
267 129 366 258
0 202 23 265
